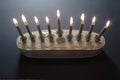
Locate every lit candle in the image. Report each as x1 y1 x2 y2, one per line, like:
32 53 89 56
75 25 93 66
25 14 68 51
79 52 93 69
68 16 73 36
86 16 96 41
57 9 62 37
34 16 44 42
21 14 34 41
77 13 85 40
13 18 26 42
67 17 73 41
45 16 52 36
96 20 110 42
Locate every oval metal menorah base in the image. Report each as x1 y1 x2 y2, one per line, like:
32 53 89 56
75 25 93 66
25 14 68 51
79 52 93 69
16 30 105 59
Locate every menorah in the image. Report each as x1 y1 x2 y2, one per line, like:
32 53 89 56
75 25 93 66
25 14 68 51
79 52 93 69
12 10 110 58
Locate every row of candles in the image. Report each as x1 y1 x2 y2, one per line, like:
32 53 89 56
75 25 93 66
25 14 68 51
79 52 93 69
13 9 110 43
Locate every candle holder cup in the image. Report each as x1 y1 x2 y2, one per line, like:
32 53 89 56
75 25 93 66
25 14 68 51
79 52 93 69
39 35 45 42
76 34 82 41
67 34 73 41
30 34 35 42
56 30 63 37
86 34 91 42
20 36 27 43
95 35 101 42
47 34 54 42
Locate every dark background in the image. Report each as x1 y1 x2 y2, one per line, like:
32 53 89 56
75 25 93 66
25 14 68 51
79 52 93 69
0 0 120 79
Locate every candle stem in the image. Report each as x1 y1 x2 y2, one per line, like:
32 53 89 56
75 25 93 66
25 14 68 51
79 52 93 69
37 25 44 42
79 24 84 36
86 25 94 41
77 24 84 41
67 26 73 41
47 24 52 35
69 26 72 36
57 18 62 37
47 24 53 42
37 25 42 36
16 27 26 43
45 16 53 42
25 25 35 41
95 28 107 42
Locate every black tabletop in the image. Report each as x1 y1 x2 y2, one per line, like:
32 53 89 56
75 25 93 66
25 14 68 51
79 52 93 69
0 0 120 79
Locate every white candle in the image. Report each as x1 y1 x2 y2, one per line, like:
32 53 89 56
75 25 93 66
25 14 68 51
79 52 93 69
96 20 110 42
92 16 96 25
69 16 73 36
21 14 34 41
57 9 60 20
87 16 96 41
13 18 26 41
81 13 85 24
34 16 43 41
70 16 73 27
105 20 110 29
21 14 28 26
13 18 19 27
45 16 52 35
46 16 50 25
78 13 85 40
57 9 62 37
34 16 40 26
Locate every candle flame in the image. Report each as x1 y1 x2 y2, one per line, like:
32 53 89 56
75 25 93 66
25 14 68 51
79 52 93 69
81 13 85 22
13 18 19 27
21 14 28 25
105 20 110 28
92 16 96 24
70 16 73 26
45 16 49 25
57 9 60 18
34 16 40 26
